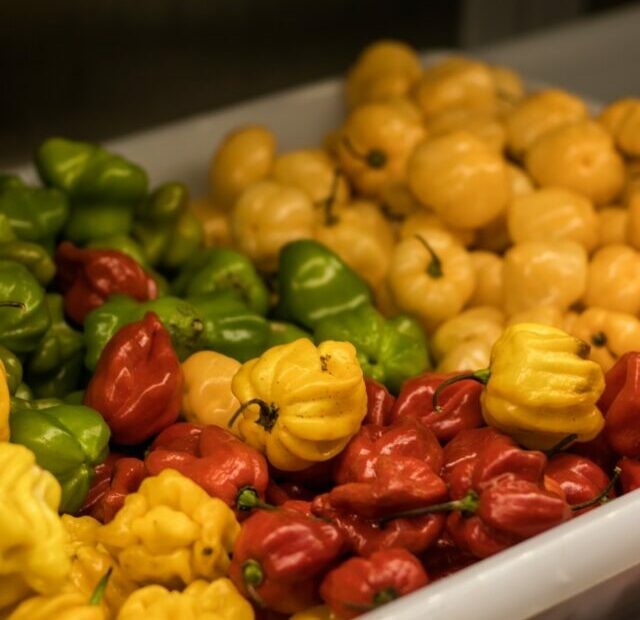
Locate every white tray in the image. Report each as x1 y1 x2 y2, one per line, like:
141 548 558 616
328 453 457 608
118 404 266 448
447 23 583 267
11 52 638 620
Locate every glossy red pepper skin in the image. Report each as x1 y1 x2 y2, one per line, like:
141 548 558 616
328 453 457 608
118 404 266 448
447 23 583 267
56 241 157 324
391 372 484 443
78 452 146 522
570 432 619 475
229 509 346 614
363 378 395 425
83 312 182 445
421 533 477 581
266 480 314 506
599 352 640 458
145 422 269 516
333 417 443 485
320 549 429 620
619 457 640 494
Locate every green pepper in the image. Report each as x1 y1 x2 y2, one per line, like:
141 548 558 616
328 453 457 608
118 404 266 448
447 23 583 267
0 344 23 394
35 137 148 205
0 260 50 354
160 210 203 271
0 240 56 286
83 294 204 370
174 248 269 315
63 203 133 245
10 403 110 514
266 321 310 348
274 240 372 330
132 222 170 267
314 304 431 394
135 182 188 224
86 234 150 268
64 390 85 406
14 383 33 400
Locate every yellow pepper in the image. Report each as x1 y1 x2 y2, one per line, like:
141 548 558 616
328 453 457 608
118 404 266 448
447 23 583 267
0 360 8 442
387 230 475 332
490 65 524 116
596 206 627 249
624 159 640 204
0 443 70 611
181 351 242 436
230 180 316 272
438 338 494 374
599 98 640 157
506 305 566 330
398 205 476 248
209 126 276 209
425 108 506 153
290 605 337 620
189 198 232 248
407 131 510 229
565 307 640 372
468 251 504 308
230 339 366 471
7 589 107 620
525 120 625 206
626 190 640 249
502 241 587 315
505 89 588 159
336 101 425 198
116 578 253 620
97 470 239 589
379 183 420 225
507 187 598 251
584 244 640 315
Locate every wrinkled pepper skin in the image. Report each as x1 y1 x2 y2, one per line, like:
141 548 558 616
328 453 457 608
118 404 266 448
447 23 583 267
56 241 157 324
145 422 269 517
229 508 346 614
0 344 22 394
231 338 367 471
79 452 147 523
6 591 107 620
363 377 395 426
9 403 111 514
314 304 431 394
619 457 640 493
274 240 372 330
320 549 429 619
84 312 182 445
391 371 484 443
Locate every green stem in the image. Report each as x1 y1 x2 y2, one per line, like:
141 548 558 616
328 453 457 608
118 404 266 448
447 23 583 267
228 398 279 432
236 486 277 512
242 559 266 608
344 587 399 612
570 466 621 512
379 490 479 524
321 169 342 226
89 568 112 605
432 368 491 413
342 136 387 169
545 434 578 459
414 235 443 279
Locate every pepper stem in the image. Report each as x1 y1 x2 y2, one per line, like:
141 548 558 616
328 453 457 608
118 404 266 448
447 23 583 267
236 486 277 512
344 587 399 612
321 170 342 226
570 466 621 512
342 136 387 169
228 398 279 432
379 490 480 524
0 301 26 311
89 568 112 605
414 235 443 279
545 434 579 459
432 368 491 413
242 559 266 608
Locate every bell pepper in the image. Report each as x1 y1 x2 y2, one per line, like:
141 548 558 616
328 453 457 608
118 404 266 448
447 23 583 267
145 422 269 517
9 403 110 514
619 457 640 493
320 548 428 619
97 469 239 588
173 247 269 316
0 443 70 610
420 533 477 581
182 350 242 434
25 294 84 399
391 371 484 443
118 578 254 620
0 238 55 286
84 312 182 445
229 508 346 614
266 320 310 348
363 377 395 426
314 304 431 395
55 241 157 324
230 338 367 471
0 260 51 354
0 344 22 394
64 204 134 245
79 453 147 523
86 234 150 269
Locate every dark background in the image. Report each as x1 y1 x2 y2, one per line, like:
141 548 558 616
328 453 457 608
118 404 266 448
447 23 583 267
0 0 635 166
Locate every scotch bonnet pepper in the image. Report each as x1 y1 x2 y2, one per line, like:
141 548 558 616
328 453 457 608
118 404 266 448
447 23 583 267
363 377 395 426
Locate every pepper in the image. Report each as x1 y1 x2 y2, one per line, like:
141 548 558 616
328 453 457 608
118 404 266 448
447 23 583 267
86 234 150 269
320 549 428 620
64 204 134 245
266 321 310 348
145 422 269 517
79 453 147 523
619 457 640 493
290 605 337 620
0 442 70 610
9 403 110 514
0 344 22 394
135 181 188 224
599 98 640 157
159 210 204 272
420 533 477 581
189 198 232 248
230 338 367 471
363 377 395 426
468 251 504 309
229 508 345 614
0 238 55 286
84 312 182 445
7 583 109 620
97 469 240 588
55 241 157 324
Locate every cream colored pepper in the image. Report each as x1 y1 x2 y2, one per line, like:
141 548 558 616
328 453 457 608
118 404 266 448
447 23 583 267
425 108 506 153
399 209 476 248
599 98 640 157
468 251 504 308
597 207 627 249
189 198 232 248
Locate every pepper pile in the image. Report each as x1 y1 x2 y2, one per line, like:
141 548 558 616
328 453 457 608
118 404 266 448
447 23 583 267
1 38 640 620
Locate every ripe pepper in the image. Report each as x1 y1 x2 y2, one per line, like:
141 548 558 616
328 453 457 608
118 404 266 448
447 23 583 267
314 304 431 395
320 548 428 620
9 403 110 514
79 453 146 523
391 371 484 443
229 508 346 614
0 443 70 610
363 377 395 426
86 233 150 269
0 344 22 394
84 312 182 445
274 240 372 331
117 578 254 620
55 241 157 324
145 422 269 517
97 469 240 588
421 533 477 581
619 457 640 493
230 338 367 471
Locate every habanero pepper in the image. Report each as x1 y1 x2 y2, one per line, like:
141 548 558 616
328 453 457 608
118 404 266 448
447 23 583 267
420 533 478 581
363 377 395 426
618 457 640 493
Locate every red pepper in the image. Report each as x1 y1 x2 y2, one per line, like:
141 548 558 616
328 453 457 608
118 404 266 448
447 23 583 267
83 312 182 445
229 509 346 614
420 533 477 581
56 241 157 324
619 457 640 494
390 372 484 443
145 422 269 517
270 460 336 493
570 432 619 475
363 378 395 425
599 352 640 458
79 452 146 523
320 548 429 620
333 417 443 485
266 480 314 506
